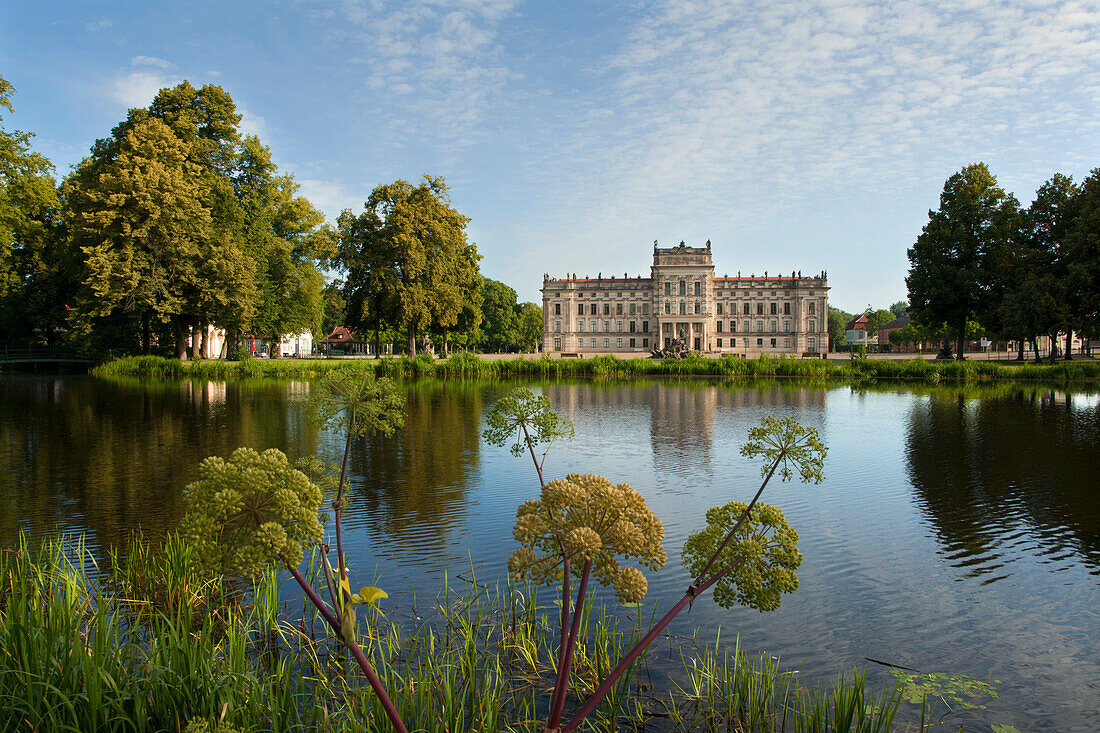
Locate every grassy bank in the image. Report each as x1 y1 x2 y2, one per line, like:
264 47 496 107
93 352 1100 384
1 533 911 733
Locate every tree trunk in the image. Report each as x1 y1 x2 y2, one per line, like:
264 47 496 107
224 327 238 359
373 327 381 359
1031 336 1041 362
190 325 202 361
1048 332 1058 364
407 326 416 356
1016 337 1024 361
141 312 151 355
270 334 282 359
1065 330 1073 361
956 318 966 360
174 318 189 360
200 325 210 360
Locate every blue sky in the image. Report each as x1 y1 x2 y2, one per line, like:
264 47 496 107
3 1 1098 311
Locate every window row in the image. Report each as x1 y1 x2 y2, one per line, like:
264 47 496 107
553 337 651 350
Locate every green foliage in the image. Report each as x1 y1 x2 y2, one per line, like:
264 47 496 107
682 502 801 611
336 176 482 355
889 669 999 710
741 416 827 483
482 387 575 458
310 369 404 438
508 473 666 603
178 448 324 577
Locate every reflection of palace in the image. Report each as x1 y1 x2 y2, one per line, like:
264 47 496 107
541 241 829 356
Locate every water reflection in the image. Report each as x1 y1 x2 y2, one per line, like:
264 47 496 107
0 375 318 554
905 387 1100 578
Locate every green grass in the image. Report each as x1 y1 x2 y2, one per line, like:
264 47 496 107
2 533 914 733
94 352 1100 385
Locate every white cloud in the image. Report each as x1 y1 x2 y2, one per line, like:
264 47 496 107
85 19 112 31
108 70 182 109
295 178 364 221
130 56 172 70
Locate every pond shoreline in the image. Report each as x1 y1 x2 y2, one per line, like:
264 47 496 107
92 353 1100 384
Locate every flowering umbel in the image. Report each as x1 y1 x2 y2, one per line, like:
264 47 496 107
508 473 666 604
682 502 801 612
179 448 324 577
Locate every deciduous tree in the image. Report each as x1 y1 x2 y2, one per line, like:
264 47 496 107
906 163 1019 359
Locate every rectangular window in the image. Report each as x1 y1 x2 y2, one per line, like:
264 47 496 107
616 303 623 315
784 337 791 348
757 338 763 347
643 338 649 348
757 303 764 315
679 280 686 296
554 321 561 332
770 338 777 348
642 321 649 333
809 319 816 332
717 338 723 347
784 302 791 315
679 302 686 315
743 320 749 332
743 303 750 315
603 338 610 348
757 320 763 331
629 303 636 315
590 320 596 332
809 302 816 314
616 321 623 332
590 338 597 348
603 304 610 315
554 337 561 350
578 304 584 315
694 282 701 296
590 304 597 315
629 321 636 332
694 302 701 314
770 303 777 315
578 321 585 332
642 303 649 315
664 281 671 296
664 338 671 348
555 303 561 315
784 321 790 332
770 321 777 332
809 337 816 349
717 303 723 315
603 320 610 331
616 337 623 348
730 321 737 333
629 338 636 348
665 302 671 314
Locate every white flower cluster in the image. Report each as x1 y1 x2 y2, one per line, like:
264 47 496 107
508 473 666 604
179 448 324 578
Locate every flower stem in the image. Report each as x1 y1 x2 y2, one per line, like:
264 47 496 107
548 559 592 731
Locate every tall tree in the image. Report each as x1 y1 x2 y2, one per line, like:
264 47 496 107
336 176 480 355
888 301 908 319
1065 169 1100 353
827 306 852 352
478 277 520 352
65 119 210 355
515 302 543 353
906 163 1019 359
0 76 67 344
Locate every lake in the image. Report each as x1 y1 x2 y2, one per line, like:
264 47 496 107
1 374 1097 731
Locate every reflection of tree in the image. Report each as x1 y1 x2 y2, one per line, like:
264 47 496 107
349 379 481 547
0 376 318 558
905 389 1100 573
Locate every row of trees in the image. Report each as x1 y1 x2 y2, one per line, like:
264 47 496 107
907 163 1100 360
1 77 545 358
1 77 334 358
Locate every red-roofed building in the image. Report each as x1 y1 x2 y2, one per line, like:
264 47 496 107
541 241 828 356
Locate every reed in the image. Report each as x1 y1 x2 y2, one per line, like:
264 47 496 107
1 533 924 733
93 352 1100 384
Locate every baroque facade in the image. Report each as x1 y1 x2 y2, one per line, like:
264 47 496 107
541 241 829 356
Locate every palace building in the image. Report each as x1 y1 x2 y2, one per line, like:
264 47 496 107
541 240 829 356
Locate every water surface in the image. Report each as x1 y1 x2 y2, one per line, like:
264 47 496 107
2 374 1097 731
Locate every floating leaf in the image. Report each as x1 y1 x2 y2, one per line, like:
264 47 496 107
358 586 388 605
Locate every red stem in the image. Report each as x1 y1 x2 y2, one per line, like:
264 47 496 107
334 424 353 597
560 559 741 733
548 559 592 730
288 564 408 733
694 452 782 582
